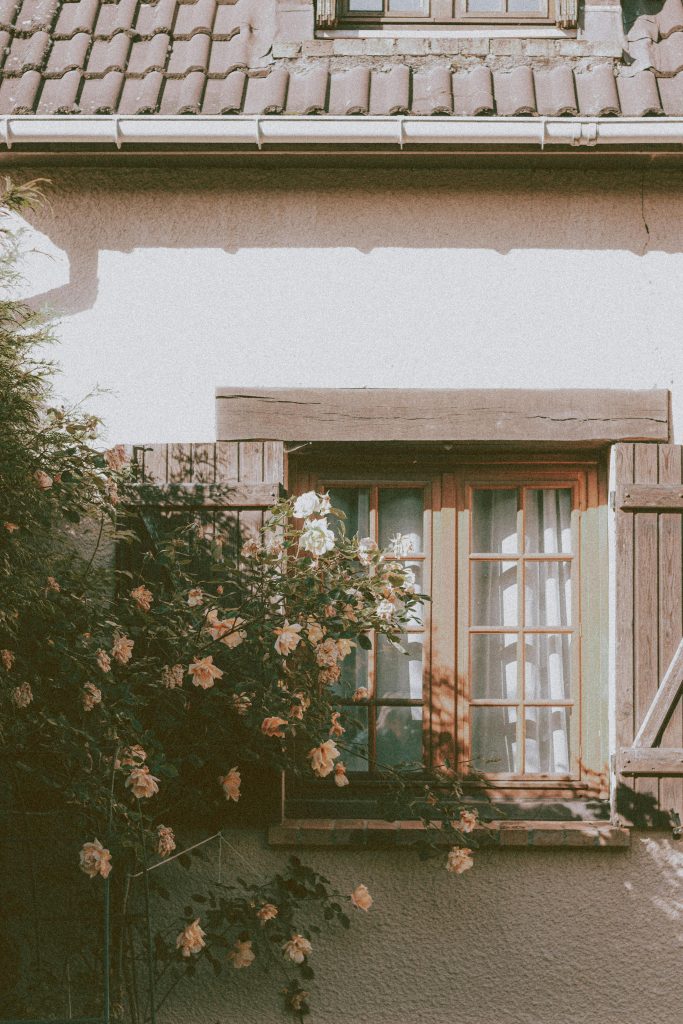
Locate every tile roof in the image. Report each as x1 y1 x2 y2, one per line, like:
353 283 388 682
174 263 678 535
0 0 681 118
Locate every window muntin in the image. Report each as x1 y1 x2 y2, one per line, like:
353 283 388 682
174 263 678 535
340 0 554 24
465 484 579 780
326 483 429 773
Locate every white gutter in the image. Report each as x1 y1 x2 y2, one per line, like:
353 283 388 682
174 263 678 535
1 115 683 150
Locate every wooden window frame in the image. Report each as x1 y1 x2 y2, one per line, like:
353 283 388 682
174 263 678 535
289 447 608 803
338 0 556 27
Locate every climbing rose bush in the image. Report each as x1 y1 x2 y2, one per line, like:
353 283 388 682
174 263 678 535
0 180 481 1020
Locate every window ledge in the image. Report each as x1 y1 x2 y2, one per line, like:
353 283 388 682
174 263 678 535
268 819 631 849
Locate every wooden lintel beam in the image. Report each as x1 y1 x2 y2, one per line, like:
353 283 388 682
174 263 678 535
618 484 683 512
619 747 683 776
215 388 671 445
124 481 282 510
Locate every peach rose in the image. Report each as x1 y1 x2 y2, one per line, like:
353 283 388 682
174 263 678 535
12 682 33 708
319 665 341 686
219 766 241 802
34 470 53 490
306 619 325 645
79 838 112 879
350 884 373 911
353 687 369 703
130 585 153 612
119 744 147 767
315 638 339 668
157 825 176 858
261 716 288 739
104 445 127 472
336 638 355 660
459 809 479 834
329 712 345 738
83 682 102 711
274 621 302 656
3 522 19 533
187 588 204 608
176 919 206 958
1 649 15 670
446 847 474 875
125 765 160 799
111 633 134 665
228 938 255 969
241 539 261 558
257 903 278 924
206 612 246 648
188 655 223 689
283 933 312 964
46 576 60 592
308 739 340 778
334 762 350 788
96 649 111 673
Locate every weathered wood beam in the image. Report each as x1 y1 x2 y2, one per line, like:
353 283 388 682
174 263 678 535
632 637 683 748
123 482 282 509
215 388 671 444
619 747 683 776
618 484 683 512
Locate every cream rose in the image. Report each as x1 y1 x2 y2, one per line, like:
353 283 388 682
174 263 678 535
283 933 312 964
257 903 278 924
300 517 335 557
187 588 204 607
353 687 369 703
357 537 378 565
306 619 325 645
79 839 112 879
336 638 355 660
315 638 340 668
219 766 241 802
176 919 206 957
228 939 255 969
126 765 160 799
188 655 223 689
334 762 350 788
375 599 395 622
350 884 373 911
293 491 320 519
274 621 302 656
446 847 474 875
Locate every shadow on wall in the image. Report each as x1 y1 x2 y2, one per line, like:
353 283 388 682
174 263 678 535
622 0 669 33
15 163 683 318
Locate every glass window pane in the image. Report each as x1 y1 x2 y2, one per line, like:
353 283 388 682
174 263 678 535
341 707 369 773
376 706 423 767
471 706 518 773
525 561 572 627
471 560 518 627
388 0 428 10
472 489 518 554
348 0 383 10
471 634 518 700
377 633 423 700
332 645 370 700
328 487 370 541
379 488 423 554
525 706 571 774
402 560 425 626
524 634 572 701
466 0 505 11
525 488 572 554
509 0 547 11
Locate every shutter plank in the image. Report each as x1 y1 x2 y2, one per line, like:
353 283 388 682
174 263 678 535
658 445 683 811
615 443 635 792
633 445 660 809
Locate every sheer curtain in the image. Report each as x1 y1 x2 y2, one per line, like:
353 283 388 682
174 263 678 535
471 487 573 776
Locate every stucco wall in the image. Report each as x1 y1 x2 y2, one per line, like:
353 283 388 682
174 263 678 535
12 163 683 446
6 161 683 1022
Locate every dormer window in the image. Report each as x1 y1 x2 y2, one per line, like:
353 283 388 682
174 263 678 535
336 0 556 25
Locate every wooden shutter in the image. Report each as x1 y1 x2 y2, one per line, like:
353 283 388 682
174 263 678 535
316 0 338 29
614 443 683 826
555 0 578 29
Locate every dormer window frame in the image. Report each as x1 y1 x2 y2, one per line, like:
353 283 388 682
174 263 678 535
336 0 558 28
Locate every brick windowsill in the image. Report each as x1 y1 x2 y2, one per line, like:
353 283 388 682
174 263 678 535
268 819 631 849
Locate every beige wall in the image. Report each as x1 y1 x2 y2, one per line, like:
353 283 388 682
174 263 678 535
13 163 683 446
9 162 683 1023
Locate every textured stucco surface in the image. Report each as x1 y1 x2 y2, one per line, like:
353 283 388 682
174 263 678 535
11 163 683 446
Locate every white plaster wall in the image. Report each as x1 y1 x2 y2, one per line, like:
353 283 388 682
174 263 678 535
7 163 683 1022
13 164 683 446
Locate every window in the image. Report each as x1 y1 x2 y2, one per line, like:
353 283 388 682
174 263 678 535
290 449 608 803
338 0 556 25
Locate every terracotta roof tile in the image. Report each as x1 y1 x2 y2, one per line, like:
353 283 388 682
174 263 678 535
0 65 39 109
617 69 664 115
656 30 683 76
212 1 244 40
328 66 369 115
0 0 20 32
127 33 170 76
37 64 79 109
285 66 327 114
369 65 409 115
658 69 683 112
93 0 137 40
44 30 89 75
15 0 59 33
201 68 245 113
166 32 210 77
658 0 683 39
452 66 494 116
118 68 163 113
79 66 122 110
243 65 287 114
53 0 97 38
534 65 577 116
412 67 451 115
0 29 11 68
574 63 619 116
494 65 535 116
160 67 205 112
174 0 216 39
207 32 249 75
86 32 129 76
4 29 49 73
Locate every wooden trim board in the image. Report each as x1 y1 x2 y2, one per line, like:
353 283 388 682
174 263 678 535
215 389 671 444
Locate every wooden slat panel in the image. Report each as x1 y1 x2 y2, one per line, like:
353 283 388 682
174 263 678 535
191 443 215 483
141 444 168 484
614 443 635 779
215 441 239 483
125 482 281 509
167 443 192 483
263 441 285 485
618 483 683 512
658 444 683 812
238 441 265 544
216 388 671 444
633 444 660 809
